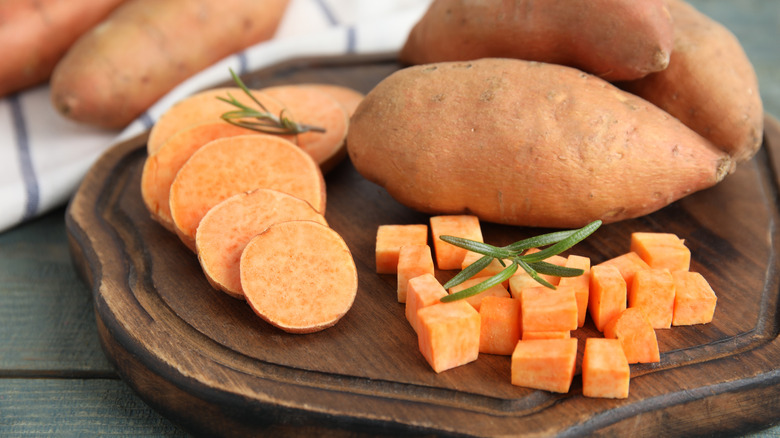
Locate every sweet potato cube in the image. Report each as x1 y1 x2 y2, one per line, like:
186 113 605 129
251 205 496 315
523 249 567 286
448 276 511 311
520 286 578 333
461 251 512 284
417 300 481 373
628 268 676 329
375 224 428 274
589 265 627 332
596 251 650 289
630 232 691 272
406 273 447 334
397 244 434 303
672 271 717 326
479 296 521 355
603 307 660 364
511 338 578 393
557 255 591 327
582 338 630 399
522 330 570 340
430 215 483 270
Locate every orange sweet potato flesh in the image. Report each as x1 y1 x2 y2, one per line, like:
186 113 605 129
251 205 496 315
375 224 429 274
0 0 126 97
141 121 258 231
50 0 290 129
417 300 481 373
347 58 734 228
430 215 483 270
582 338 630 399
169 134 326 251
400 0 674 81
146 87 291 156
261 85 350 173
297 83 365 118
195 189 328 300
511 338 578 393
604 307 661 364
479 296 521 355
589 265 628 332
240 220 357 334
618 0 763 163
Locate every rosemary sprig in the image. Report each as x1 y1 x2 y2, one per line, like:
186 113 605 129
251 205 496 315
217 69 326 135
440 220 601 303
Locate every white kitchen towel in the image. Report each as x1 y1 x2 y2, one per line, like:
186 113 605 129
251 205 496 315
0 0 430 233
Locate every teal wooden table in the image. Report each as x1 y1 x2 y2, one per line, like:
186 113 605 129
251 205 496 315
2 1 780 436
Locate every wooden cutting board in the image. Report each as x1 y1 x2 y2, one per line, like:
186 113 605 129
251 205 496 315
66 53 780 437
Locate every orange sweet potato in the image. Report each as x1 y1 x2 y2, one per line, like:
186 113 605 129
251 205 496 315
141 121 258 231
582 338 630 399
448 276 511 312
298 83 365 118
195 189 327 299
240 220 357 334
630 231 691 272
400 0 674 81
50 0 290 129
430 215 483 270
146 87 291 156
672 271 717 325
397 244 435 303
629 268 676 329
375 224 429 274
406 273 448 334
558 255 591 328
522 330 571 341
417 299 481 373
520 286 578 333
0 0 126 97
347 58 734 228
511 338 578 394
604 307 661 364
589 265 628 332
596 251 651 289
478 296 521 355
618 0 763 163
169 134 326 251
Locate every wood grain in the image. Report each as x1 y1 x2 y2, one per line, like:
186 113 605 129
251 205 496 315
65 53 780 437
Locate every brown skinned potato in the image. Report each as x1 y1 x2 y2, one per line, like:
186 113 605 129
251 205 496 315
347 58 734 228
399 0 674 82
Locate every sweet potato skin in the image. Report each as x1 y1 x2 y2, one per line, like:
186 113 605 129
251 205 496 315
347 58 734 228
400 0 674 81
618 0 763 163
50 0 289 129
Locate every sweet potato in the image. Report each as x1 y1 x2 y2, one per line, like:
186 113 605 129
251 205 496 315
629 268 676 329
195 189 328 299
397 244 435 303
146 87 290 156
478 296 521 355
261 84 350 173
582 338 630 399
589 265 627 332
511 338 578 394
672 271 717 325
417 299 481 373
297 83 365 118
522 331 570 341
169 134 326 251
618 0 763 163
448 276 511 312
430 215 483 270
240 220 357 334
347 58 734 228
406 273 448 334
558 255 591 328
520 286 578 333
0 0 126 97
400 0 674 81
604 307 661 364
141 121 257 231
375 224 429 274
50 0 290 129
630 231 691 272
596 251 651 289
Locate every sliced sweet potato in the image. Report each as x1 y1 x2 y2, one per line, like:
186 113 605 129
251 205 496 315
240 220 357 334
169 134 326 251
195 189 327 299
299 83 365 117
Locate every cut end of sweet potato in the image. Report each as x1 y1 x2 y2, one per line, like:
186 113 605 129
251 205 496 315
240 220 358 334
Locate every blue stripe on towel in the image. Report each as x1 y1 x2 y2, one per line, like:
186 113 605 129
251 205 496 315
346 25 356 53
314 0 339 26
9 94 39 220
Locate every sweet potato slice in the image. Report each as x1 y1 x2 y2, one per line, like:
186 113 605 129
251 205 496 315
262 84 350 173
147 87 291 155
298 83 365 117
195 189 327 299
240 220 357 334
141 121 258 231
169 134 326 251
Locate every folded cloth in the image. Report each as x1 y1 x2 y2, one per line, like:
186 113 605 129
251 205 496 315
0 0 430 233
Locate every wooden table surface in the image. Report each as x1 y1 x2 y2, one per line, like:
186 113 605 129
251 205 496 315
1 1 779 436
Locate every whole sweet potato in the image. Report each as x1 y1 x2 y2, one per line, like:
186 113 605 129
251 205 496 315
618 0 763 163
50 0 289 129
347 58 734 228
399 0 674 81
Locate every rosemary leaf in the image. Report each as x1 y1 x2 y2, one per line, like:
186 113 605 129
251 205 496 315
441 263 518 303
519 220 602 263
442 254 494 290
516 258 557 289
503 229 579 253
438 235 513 259
526 261 584 278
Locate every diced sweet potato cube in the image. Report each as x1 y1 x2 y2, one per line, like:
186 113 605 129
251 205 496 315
630 232 691 272
523 249 567 286
596 251 650 289
603 307 660 364
461 251 512 284
375 224 428 274
406 273 447 334
629 268 676 329
479 296 521 355
520 286 578 333
430 215 483 270
417 300 481 373
397 244 434 303
448 276 511 311
522 330 571 340
582 338 630 399
558 254 591 328
672 271 717 326
589 265 627 332
511 338 578 393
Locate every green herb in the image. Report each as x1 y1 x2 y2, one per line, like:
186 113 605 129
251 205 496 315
440 220 601 303
217 69 326 135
